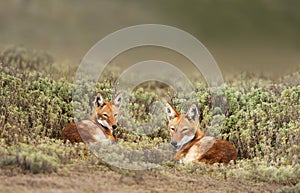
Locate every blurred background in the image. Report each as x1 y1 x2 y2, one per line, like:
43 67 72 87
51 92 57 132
0 0 299 79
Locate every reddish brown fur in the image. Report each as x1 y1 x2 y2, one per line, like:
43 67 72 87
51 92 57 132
196 139 237 164
62 122 84 143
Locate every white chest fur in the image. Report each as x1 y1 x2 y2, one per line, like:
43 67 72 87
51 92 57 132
180 136 216 164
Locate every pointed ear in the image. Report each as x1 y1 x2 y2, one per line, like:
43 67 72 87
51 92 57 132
166 102 179 121
112 93 122 108
187 103 199 122
94 93 104 107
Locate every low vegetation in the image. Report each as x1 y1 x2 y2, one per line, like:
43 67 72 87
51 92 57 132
0 46 299 192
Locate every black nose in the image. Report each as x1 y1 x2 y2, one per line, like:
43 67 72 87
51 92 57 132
171 141 177 147
112 125 117 130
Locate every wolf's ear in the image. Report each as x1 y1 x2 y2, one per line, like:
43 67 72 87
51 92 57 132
113 93 122 108
94 93 104 107
166 102 179 121
187 103 199 122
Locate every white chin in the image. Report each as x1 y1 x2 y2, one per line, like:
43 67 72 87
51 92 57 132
97 120 112 130
176 145 182 151
177 135 194 149
97 119 103 125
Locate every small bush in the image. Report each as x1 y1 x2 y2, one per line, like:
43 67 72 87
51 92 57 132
221 79 300 163
0 66 73 144
0 138 87 174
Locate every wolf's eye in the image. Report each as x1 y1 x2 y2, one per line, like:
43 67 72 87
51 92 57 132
114 113 118 117
103 113 109 118
182 128 189 132
170 126 175 132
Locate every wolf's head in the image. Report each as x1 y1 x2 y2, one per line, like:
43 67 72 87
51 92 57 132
94 92 122 132
166 103 200 150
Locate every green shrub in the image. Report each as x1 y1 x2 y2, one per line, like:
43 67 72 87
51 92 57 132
1 61 299 163
163 158 300 186
0 46 299 182
0 138 87 174
221 79 299 163
0 66 73 144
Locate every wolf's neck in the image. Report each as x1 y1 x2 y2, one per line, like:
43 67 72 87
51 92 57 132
88 114 99 126
174 127 205 160
88 114 116 142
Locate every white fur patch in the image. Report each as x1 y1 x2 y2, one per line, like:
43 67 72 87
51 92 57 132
181 136 216 163
95 93 104 107
177 135 195 150
93 134 104 142
199 136 215 155
166 103 176 120
97 119 112 131
113 93 122 107
181 145 199 163
187 104 198 121
94 136 110 143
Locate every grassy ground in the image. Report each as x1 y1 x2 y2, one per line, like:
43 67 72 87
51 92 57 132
0 162 287 193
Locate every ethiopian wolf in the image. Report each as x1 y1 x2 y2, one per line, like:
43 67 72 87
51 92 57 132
166 103 237 164
62 93 122 144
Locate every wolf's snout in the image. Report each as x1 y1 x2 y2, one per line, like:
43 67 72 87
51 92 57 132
171 141 178 148
112 125 117 130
